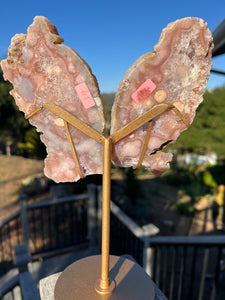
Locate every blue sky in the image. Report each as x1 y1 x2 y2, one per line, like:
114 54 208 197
0 0 225 93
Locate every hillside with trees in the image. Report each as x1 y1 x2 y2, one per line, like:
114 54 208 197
167 87 225 159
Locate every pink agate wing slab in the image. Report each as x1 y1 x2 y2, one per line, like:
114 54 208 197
1 16 105 183
110 17 213 174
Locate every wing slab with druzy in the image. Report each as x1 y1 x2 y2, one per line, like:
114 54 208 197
1 16 213 182
110 17 213 174
1 16 105 183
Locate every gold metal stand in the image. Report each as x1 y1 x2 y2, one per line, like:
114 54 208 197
96 138 114 293
26 103 190 298
54 255 155 300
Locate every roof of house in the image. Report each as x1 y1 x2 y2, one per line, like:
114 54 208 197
211 18 225 76
212 18 225 57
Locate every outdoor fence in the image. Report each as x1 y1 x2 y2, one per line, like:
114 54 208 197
0 184 225 300
0 244 40 300
27 193 89 256
0 274 21 300
0 210 22 276
0 186 95 276
150 237 225 300
109 202 225 300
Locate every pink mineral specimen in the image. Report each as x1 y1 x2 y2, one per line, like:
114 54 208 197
1 16 105 183
110 17 213 174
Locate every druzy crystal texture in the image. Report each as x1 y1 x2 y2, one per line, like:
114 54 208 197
1 16 105 182
110 17 213 174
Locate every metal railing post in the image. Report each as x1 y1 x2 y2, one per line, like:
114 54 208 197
87 184 97 247
19 194 29 246
142 237 153 276
97 185 102 249
142 224 160 277
14 244 40 300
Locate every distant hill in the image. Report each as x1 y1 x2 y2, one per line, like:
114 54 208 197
101 93 115 110
100 93 115 133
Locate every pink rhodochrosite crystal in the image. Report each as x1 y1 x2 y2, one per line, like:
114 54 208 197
110 17 213 174
1 16 105 183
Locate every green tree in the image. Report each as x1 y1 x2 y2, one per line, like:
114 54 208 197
18 128 47 159
167 87 225 158
0 67 30 154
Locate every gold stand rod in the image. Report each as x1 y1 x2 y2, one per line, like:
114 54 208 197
98 137 113 292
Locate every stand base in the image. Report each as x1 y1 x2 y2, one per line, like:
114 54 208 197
94 278 116 295
54 255 155 300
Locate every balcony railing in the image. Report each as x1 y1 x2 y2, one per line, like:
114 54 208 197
0 274 21 299
0 210 22 276
109 203 225 300
0 184 224 300
149 236 225 300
